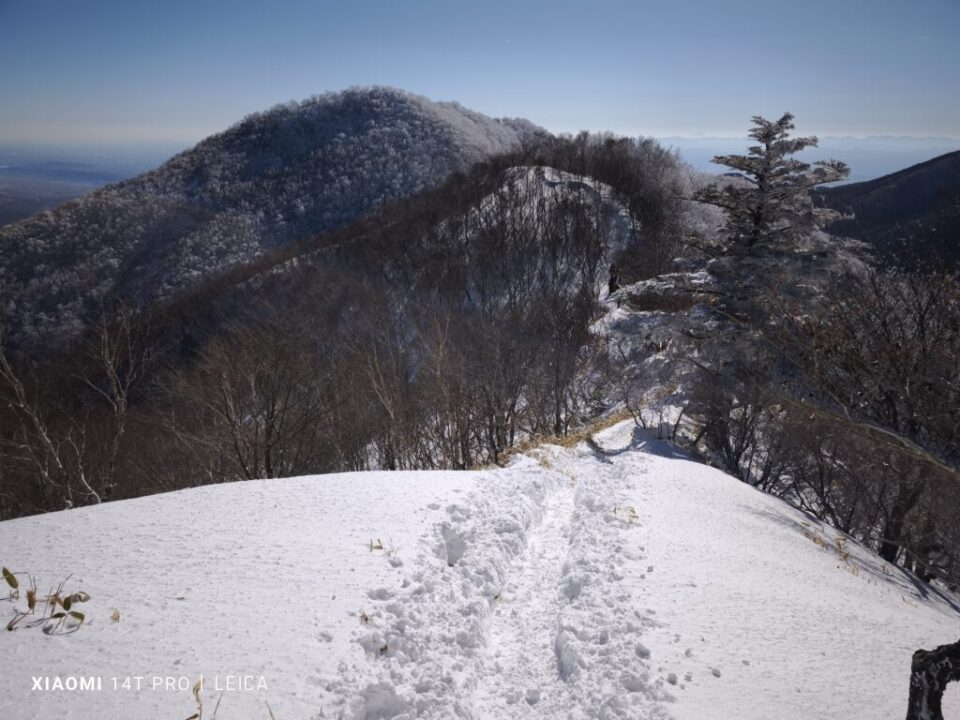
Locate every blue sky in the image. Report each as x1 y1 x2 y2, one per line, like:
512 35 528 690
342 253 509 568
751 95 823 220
1 0 958 150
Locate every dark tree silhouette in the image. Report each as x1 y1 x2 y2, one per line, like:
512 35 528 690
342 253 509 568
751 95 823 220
906 640 960 720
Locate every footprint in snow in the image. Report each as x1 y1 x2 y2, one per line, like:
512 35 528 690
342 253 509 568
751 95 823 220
439 525 468 566
445 504 470 521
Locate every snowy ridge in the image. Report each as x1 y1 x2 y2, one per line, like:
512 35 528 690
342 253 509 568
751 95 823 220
320 427 960 719
492 166 638 264
1 422 958 719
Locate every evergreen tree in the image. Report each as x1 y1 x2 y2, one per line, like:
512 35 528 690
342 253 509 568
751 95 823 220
695 112 849 260
695 113 849 317
682 115 854 485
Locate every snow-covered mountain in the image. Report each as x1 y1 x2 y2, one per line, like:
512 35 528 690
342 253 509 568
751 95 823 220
0 87 542 343
1 421 956 719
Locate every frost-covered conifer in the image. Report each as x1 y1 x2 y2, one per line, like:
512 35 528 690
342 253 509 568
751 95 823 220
694 113 848 260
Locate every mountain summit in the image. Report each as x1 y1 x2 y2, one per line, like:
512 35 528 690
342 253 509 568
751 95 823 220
0 87 542 343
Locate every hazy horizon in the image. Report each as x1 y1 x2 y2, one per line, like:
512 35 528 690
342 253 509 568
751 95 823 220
3 125 959 193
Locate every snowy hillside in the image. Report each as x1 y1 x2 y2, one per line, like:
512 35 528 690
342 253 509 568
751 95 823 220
0 87 541 343
1 421 957 719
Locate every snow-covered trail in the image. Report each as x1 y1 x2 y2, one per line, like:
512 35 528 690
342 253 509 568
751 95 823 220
334 445 673 720
472 447 671 720
473 475 577 715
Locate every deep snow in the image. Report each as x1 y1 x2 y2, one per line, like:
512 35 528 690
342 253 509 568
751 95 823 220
1 421 958 719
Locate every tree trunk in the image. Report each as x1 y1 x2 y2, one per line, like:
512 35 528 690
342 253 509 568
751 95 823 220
880 476 925 563
905 639 960 720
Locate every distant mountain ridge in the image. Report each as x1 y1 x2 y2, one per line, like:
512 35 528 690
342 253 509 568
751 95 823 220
817 150 960 268
0 87 543 343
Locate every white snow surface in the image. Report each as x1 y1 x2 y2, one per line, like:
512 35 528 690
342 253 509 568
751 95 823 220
1 422 958 719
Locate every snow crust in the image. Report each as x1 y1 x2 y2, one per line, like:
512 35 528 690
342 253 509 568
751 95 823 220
1 423 958 719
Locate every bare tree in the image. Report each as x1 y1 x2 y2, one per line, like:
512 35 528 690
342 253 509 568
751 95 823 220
164 320 339 482
0 301 155 511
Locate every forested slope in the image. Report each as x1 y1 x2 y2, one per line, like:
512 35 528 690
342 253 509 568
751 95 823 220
0 87 541 343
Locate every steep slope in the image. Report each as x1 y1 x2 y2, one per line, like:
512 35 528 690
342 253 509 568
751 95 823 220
0 424 956 719
818 150 960 268
0 87 541 343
